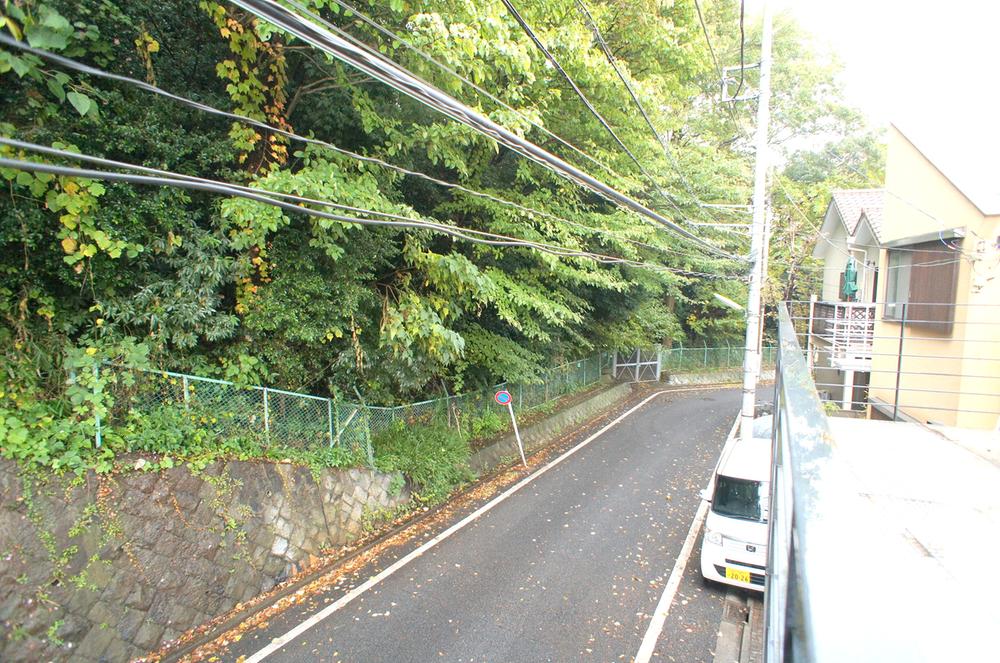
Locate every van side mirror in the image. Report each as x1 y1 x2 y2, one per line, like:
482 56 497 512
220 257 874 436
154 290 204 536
700 488 712 502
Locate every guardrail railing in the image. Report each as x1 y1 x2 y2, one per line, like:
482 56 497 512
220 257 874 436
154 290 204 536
767 301 843 661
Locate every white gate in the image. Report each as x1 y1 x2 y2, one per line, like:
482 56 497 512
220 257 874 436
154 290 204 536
613 347 662 382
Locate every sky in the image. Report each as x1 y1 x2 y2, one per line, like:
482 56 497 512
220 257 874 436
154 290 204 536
745 0 1000 208
748 0 1000 129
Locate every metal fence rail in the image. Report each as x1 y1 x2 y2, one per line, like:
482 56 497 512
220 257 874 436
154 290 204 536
768 302 977 661
786 299 1000 424
659 343 777 373
768 302 862 661
100 352 614 460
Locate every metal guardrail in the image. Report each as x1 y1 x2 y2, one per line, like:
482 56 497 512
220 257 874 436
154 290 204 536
769 298 994 662
788 299 1000 424
769 302 928 662
769 301 840 661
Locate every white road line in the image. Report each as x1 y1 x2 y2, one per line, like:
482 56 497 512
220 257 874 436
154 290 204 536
633 412 742 663
244 390 671 662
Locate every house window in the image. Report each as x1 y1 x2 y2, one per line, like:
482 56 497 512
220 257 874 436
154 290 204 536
882 240 961 333
883 252 910 319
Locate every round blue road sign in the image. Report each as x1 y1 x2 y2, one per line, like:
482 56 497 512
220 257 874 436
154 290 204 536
494 390 512 405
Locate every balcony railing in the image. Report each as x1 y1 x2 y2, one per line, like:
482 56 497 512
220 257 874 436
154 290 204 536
768 302 999 662
809 301 875 367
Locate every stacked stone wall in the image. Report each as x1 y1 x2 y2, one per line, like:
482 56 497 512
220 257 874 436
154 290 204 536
0 460 408 662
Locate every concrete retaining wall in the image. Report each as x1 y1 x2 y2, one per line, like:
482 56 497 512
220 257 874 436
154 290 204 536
665 369 775 386
469 382 632 473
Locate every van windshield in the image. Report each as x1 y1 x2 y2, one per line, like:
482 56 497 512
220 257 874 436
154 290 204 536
712 475 762 521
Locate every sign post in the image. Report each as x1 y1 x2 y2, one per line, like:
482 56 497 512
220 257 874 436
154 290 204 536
495 390 527 468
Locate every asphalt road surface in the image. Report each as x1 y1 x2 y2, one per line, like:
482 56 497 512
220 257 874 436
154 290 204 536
217 386 754 663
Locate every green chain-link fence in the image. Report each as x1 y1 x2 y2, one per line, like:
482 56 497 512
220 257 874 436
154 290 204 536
659 344 777 374
100 352 613 460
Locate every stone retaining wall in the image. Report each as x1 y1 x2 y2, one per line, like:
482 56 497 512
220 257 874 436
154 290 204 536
0 381 636 662
0 460 408 662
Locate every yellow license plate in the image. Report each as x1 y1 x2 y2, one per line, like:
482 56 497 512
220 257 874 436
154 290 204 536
725 567 751 583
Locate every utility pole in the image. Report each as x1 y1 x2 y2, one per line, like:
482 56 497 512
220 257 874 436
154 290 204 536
740 0 773 443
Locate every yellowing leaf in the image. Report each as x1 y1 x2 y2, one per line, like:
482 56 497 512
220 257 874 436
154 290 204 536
60 237 78 254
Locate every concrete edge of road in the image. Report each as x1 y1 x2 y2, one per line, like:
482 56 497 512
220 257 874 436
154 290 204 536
713 589 764 663
240 389 680 662
159 380 742 662
468 380 632 473
157 380 626 661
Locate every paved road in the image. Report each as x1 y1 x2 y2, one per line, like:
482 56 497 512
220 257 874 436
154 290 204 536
219 387 748 663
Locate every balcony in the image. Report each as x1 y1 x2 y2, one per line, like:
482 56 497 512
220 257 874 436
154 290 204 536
809 301 875 370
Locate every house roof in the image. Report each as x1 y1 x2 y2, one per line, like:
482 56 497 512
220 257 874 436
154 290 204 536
830 189 884 240
892 121 1000 216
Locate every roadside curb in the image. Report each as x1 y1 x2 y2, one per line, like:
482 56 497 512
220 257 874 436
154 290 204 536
157 380 635 662
469 381 632 473
666 369 776 386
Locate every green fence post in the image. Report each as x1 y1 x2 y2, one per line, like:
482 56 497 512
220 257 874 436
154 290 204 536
93 365 102 448
262 387 270 445
327 398 335 447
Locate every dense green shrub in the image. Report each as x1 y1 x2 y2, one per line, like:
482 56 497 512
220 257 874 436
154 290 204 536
373 421 474 504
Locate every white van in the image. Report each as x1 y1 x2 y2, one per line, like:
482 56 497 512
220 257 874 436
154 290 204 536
699 418 771 592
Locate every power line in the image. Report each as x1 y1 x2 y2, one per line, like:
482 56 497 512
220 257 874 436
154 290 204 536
497 0 643 175
302 0 753 238
0 136 719 267
295 0 618 181
0 151 736 279
573 0 705 209
0 34 728 266
692 0 744 134
229 0 741 261
733 0 746 99
497 0 701 223
283 0 741 248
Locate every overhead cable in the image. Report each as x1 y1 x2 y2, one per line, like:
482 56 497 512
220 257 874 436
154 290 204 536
497 0 661 193
227 0 742 261
0 154 736 279
573 0 711 209
1 136 730 269
498 0 722 225
733 1 746 99
0 34 724 264
310 0 746 228
692 0 744 134
295 0 618 180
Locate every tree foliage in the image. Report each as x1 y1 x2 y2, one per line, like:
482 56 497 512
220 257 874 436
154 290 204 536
0 0 873 412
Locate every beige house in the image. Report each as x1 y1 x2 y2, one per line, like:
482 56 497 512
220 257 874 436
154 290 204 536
867 125 1000 429
807 189 883 409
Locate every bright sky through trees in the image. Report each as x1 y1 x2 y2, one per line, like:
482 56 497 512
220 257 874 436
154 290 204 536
751 0 1000 129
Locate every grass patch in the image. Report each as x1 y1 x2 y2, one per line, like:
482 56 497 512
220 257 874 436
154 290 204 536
372 421 475 504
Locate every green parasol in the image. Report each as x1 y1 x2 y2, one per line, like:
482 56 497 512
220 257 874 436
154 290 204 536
842 257 859 301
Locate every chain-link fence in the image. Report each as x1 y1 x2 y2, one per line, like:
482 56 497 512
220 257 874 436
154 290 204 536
106 369 374 461
98 352 613 460
659 343 777 374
